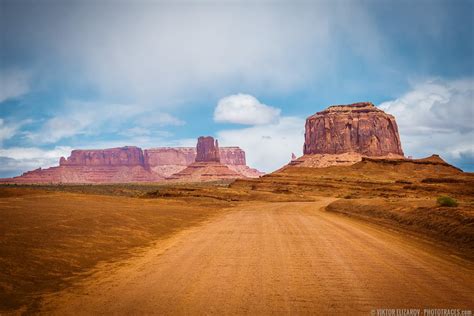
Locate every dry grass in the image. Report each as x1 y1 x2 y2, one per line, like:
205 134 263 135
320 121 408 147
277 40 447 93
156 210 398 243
232 159 474 199
0 187 229 313
326 198 474 258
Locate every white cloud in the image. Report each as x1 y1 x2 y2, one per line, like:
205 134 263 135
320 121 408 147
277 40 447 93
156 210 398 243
0 146 73 177
217 116 304 172
27 100 185 143
0 70 29 102
0 119 18 143
35 116 88 143
0 146 72 161
214 94 281 125
380 79 474 169
0 118 32 144
136 113 185 127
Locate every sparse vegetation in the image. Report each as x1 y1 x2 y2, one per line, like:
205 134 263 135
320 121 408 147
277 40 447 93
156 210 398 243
0 188 228 313
437 195 458 207
327 198 473 256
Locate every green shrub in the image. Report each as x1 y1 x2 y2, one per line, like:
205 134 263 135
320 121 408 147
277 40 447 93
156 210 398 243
437 196 458 207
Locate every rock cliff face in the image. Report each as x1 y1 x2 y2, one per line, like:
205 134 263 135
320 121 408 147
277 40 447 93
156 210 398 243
60 146 146 167
219 147 246 165
143 146 256 178
195 136 220 162
144 148 196 167
9 165 162 184
303 102 404 157
144 147 245 167
168 137 244 182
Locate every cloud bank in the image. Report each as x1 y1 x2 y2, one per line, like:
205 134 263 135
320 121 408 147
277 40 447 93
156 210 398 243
0 146 72 177
26 100 184 144
214 94 281 125
0 70 29 102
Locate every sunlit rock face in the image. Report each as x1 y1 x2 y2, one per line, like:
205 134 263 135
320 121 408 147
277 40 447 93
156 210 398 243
144 148 196 167
143 146 253 178
167 136 263 182
303 102 404 157
59 146 146 167
195 136 220 163
144 147 246 167
218 147 246 165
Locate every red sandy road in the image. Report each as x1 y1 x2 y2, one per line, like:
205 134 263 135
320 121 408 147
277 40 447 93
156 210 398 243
40 199 474 315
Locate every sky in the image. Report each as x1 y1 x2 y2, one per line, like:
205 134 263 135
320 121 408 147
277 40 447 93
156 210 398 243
0 0 473 176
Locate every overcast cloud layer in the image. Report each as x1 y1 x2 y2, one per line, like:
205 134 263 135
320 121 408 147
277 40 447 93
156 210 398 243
0 0 473 175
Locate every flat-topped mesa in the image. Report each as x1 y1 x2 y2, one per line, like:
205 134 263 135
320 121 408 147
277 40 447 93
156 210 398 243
303 102 404 157
195 136 220 163
59 146 146 167
219 147 246 165
144 148 196 167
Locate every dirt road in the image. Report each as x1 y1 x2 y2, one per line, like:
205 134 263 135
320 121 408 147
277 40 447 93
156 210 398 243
41 199 474 315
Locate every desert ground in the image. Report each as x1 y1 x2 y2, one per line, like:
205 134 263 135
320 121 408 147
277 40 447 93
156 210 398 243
1 158 473 314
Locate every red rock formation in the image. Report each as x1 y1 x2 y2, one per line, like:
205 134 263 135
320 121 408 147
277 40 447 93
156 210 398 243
143 147 254 178
195 136 220 162
3 146 161 184
4 165 162 184
144 147 246 167
60 146 146 167
167 137 262 181
219 147 246 165
167 162 243 182
144 148 195 167
1 142 263 183
143 147 195 178
288 152 365 168
303 102 404 157
226 165 264 178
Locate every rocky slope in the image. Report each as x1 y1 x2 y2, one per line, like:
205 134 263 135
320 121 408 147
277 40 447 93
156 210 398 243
168 137 248 182
144 146 260 178
6 147 162 184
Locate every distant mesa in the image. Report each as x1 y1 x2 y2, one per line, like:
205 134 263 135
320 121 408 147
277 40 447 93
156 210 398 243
1 137 263 184
0 101 461 183
167 136 262 182
196 136 221 162
59 146 146 168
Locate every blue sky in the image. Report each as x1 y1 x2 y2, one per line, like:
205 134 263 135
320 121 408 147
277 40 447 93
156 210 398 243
0 0 473 176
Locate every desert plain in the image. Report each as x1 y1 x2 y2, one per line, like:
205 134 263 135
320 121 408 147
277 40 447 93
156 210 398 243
1 155 473 315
